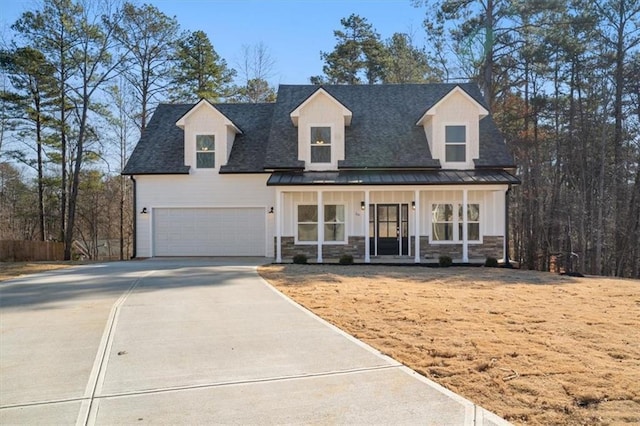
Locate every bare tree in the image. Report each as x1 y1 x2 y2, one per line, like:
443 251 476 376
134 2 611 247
115 2 180 130
232 42 277 103
105 76 136 259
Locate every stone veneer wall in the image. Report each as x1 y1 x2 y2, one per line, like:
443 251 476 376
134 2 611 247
411 236 503 260
468 236 503 259
277 235 503 262
278 237 365 261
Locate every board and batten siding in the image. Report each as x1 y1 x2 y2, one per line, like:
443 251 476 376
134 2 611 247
419 189 505 239
422 90 483 169
279 187 506 241
135 174 275 257
296 93 346 171
181 101 238 171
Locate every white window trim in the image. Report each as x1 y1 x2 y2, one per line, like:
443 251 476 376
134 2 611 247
442 123 467 165
295 203 318 245
429 201 483 244
307 124 335 170
294 202 347 245
323 204 347 244
195 133 217 170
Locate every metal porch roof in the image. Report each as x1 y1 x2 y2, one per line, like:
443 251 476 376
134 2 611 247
267 170 520 186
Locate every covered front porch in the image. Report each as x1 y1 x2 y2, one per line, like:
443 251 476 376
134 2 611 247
268 171 516 264
268 170 519 264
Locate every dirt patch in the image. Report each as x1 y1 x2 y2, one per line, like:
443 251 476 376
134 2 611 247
0 262 77 282
259 264 640 425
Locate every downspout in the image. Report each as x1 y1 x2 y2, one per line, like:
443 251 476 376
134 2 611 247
130 176 137 259
504 184 512 267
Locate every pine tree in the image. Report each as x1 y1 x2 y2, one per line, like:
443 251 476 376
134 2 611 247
320 14 387 84
169 30 235 103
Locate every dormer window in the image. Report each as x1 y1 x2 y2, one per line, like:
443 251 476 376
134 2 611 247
310 127 331 163
445 125 466 162
196 135 215 168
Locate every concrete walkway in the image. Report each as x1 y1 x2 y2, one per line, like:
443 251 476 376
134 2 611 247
0 259 510 425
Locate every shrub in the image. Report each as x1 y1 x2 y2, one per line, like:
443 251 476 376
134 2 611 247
485 257 499 267
339 254 354 265
438 255 452 267
292 254 308 264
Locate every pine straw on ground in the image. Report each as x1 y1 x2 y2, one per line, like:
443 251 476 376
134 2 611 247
259 264 640 425
0 262 76 282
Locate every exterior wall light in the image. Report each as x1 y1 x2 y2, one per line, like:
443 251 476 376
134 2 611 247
268 207 274 214
411 201 416 210
140 207 148 214
360 201 365 210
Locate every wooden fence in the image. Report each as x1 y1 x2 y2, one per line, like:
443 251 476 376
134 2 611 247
0 240 65 262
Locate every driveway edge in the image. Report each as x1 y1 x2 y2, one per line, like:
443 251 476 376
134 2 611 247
257 272 512 426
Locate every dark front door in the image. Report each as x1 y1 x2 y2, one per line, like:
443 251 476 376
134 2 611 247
374 204 404 255
369 204 409 256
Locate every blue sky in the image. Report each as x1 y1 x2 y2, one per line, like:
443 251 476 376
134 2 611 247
1 0 430 84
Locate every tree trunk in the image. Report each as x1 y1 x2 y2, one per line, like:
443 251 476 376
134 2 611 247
35 95 45 241
482 0 495 108
64 91 90 260
59 28 67 248
612 5 625 276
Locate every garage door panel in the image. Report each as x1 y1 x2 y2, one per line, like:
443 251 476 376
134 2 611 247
153 208 265 256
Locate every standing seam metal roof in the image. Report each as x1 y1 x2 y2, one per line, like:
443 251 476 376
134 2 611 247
266 170 520 186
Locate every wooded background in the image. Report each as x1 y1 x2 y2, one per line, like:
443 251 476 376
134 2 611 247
1 0 638 277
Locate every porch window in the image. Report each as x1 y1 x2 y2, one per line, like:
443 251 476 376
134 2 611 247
297 205 317 242
310 127 331 163
431 203 480 242
459 204 480 241
324 204 345 242
432 204 454 241
445 125 466 162
196 135 215 168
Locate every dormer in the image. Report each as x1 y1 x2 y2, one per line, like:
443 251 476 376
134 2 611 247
290 88 352 171
176 99 242 172
417 86 488 170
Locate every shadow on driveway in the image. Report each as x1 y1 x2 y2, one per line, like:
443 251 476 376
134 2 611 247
0 258 268 310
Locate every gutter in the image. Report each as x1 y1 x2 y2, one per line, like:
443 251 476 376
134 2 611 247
504 184 512 267
130 176 137 259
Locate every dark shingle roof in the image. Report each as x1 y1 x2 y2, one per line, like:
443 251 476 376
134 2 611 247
476 116 516 168
267 170 520 186
123 83 515 175
217 103 273 173
265 84 482 169
122 103 192 175
123 103 274 175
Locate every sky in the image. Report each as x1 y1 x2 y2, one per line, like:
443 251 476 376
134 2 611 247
0 0 431 85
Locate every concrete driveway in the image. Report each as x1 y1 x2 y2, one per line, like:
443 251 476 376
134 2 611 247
0 259 509 425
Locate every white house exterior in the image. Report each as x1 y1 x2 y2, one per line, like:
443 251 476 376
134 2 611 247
123 83 519 262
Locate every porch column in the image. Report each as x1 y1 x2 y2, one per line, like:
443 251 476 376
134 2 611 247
275 189 282 263
504 185 512 266
317 190 323 263
462 189 469 263
414 189 421 263
364 189 370 263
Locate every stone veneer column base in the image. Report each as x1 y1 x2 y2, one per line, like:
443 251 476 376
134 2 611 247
468 236 504 259
276 237 365 262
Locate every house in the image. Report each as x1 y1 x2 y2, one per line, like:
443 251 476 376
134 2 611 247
122 83 519 262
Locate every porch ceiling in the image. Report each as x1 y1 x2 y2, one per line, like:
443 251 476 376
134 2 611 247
266 169 520 186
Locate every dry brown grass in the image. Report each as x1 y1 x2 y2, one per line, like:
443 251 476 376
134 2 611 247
0 262 76 282
259 264 640 425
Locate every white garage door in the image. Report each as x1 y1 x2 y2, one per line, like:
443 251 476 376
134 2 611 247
153 208 266 256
